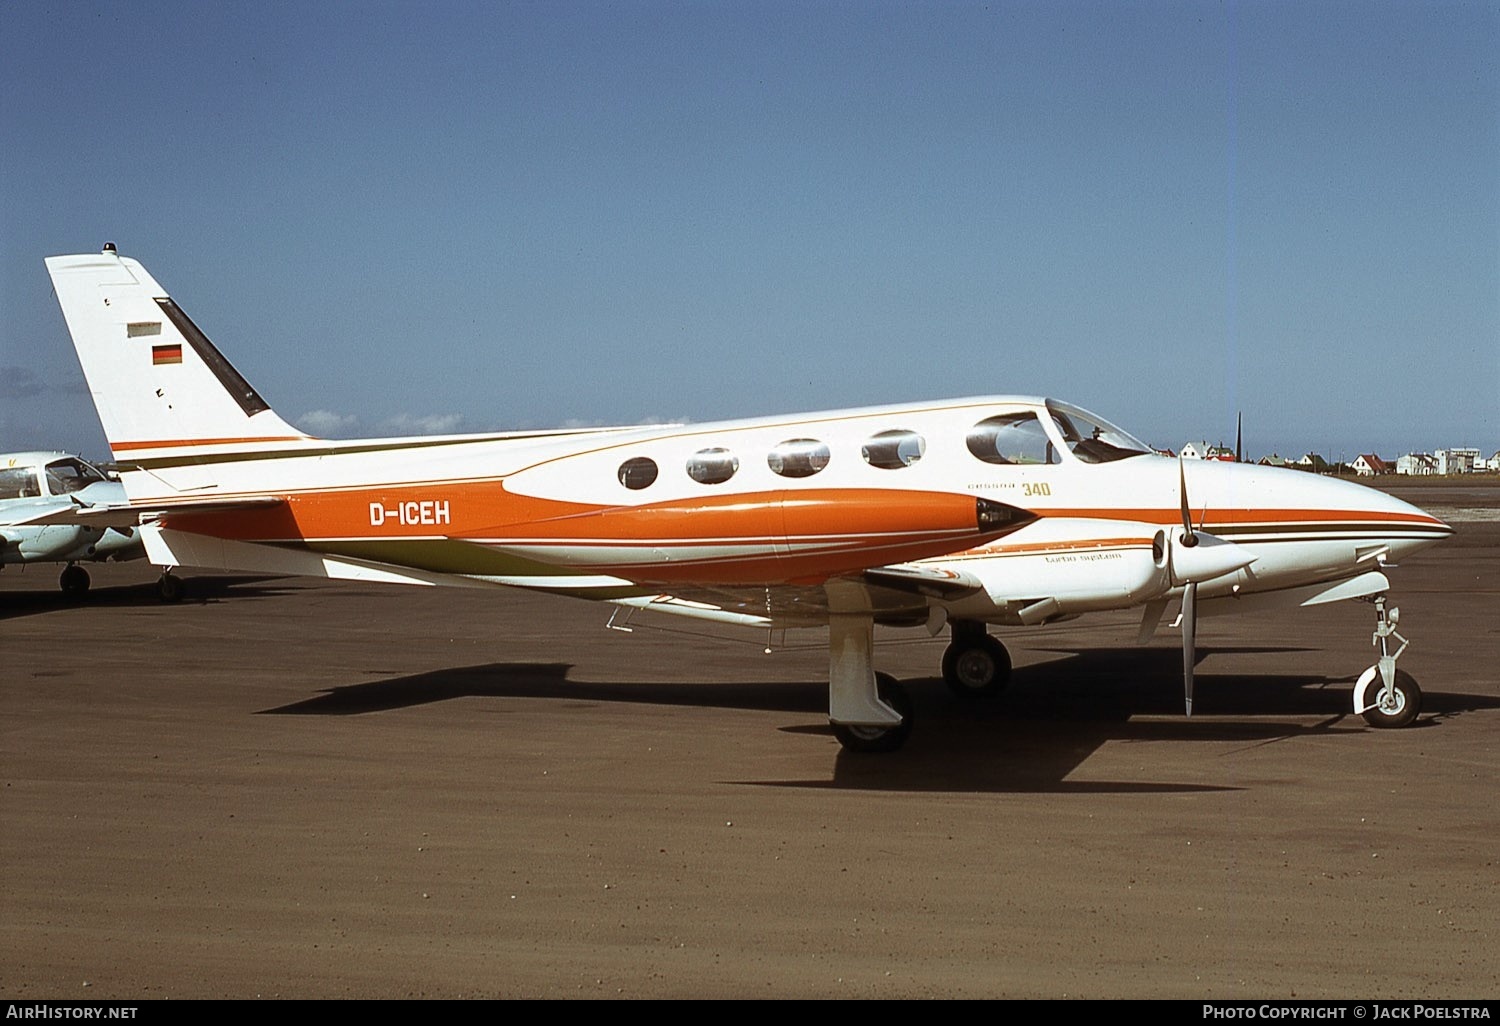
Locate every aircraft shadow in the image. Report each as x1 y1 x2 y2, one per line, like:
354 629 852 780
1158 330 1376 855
0 574 295 619
259 649 1498 794
260 663 828 717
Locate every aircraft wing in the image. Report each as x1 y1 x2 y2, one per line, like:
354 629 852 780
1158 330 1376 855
612 571 958 631
13 495 285 528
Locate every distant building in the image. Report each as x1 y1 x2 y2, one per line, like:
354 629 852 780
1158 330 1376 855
1258 454 1293 468
1351 454 1391 477
1397 453 1438 476
1436 448 1481 475
1180 441 1235 462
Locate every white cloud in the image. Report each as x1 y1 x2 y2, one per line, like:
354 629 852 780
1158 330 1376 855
296 409 360 437
382 412 467 435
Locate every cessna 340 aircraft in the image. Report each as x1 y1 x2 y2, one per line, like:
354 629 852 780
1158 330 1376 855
45 246 1453 751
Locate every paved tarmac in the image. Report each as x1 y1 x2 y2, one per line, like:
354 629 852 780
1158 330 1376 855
3 520 1497 998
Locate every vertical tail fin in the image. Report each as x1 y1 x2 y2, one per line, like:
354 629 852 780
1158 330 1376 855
45 246 308 461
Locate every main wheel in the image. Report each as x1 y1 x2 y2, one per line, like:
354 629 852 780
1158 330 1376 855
830 674 913 754
59 564 90 600
157 572 184 603
942 634 1011 698
1360 669 1421 729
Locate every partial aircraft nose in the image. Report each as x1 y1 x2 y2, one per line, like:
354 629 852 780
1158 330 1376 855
1208 460 1454 562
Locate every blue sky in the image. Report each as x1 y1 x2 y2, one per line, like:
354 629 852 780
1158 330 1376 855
3 1 1496 462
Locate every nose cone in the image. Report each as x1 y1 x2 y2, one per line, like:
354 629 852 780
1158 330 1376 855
1318 472 1452 554
1202 461 1453 559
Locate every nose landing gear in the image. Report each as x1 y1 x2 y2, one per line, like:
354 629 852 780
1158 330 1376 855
1353 595 1421 728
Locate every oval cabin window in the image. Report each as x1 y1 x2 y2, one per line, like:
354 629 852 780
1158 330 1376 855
618 456 659 490
687 447 740 485
861 429 925 469
767 438 831 478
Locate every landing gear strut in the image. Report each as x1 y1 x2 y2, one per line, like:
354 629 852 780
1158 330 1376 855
830 674 913 753
1353 595 1421 728
941 620 1011 698
826 586 913 753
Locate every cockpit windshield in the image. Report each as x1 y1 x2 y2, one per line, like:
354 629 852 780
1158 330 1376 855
44 458 107 495
1045 401 1151 464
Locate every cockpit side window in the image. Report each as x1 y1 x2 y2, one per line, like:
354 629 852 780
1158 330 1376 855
0 466 41 500
966 414 1059 466
44 458 105 495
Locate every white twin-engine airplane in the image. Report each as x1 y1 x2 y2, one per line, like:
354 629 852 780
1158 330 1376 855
46 246 1453 752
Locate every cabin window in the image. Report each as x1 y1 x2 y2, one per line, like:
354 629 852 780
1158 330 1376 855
966 413 1058 466
862 429 925 469
687 447 740 485
618 456 658 490
768 438 831 478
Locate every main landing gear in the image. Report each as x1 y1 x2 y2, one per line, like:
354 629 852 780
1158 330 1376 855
1352 595 1421 728
825 605 1012 754
59 563 90 600
830 674 913 754
156 569 185 603
941 620 1011 698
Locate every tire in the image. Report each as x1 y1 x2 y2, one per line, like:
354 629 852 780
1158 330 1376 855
59 564 90 600
941 634 1011 698
157 573 184 603
831 674 913 754
1360 670 1421 729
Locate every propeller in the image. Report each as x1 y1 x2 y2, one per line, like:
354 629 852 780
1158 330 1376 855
1166 454 1256 716
1178 454 1199 716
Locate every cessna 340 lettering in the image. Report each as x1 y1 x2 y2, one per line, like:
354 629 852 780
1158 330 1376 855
45 246 1453 752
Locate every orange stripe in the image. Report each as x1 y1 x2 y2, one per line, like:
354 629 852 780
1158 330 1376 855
111 436 307 452
155 486 1020 586
160 487 992 543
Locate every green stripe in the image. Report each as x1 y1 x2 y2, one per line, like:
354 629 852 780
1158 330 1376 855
122 429 617 470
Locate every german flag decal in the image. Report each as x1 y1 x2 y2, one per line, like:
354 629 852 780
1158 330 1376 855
152 344 183 365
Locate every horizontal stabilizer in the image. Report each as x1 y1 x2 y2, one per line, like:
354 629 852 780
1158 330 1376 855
19 495 284 528
142 527 502 589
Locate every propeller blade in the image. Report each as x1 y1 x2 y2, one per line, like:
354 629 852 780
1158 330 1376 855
1178 455 1197 546
1182 581 1197 716
1137 597 1169 644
